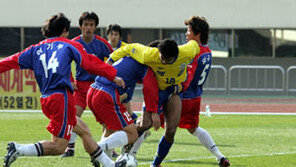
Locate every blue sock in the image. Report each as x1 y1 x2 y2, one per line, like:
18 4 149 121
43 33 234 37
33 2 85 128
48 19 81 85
152 136 173 166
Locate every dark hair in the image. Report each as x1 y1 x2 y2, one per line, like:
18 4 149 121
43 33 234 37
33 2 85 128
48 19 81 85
184 16 210 45
41 13 71 38
106 24 122 37
158 38 178 60
147 40 161 47
79 12 99 27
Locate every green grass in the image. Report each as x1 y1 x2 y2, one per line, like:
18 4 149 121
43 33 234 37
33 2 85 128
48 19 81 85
0 112 295 167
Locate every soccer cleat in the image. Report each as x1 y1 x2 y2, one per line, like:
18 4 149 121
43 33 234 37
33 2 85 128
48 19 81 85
219 157 230 167
61 149 75 158
112 150 119 158
90 159 100 167
115 159 127 167
3 142 19 167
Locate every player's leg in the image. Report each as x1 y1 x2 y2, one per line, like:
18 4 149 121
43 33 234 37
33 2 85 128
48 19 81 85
151 94 182 167
4 135 70 167
73 116 123 167
181 97 230 167
62 81 91 157
126 109 154 155
4 91 75 166
188 127 230 167
99 123 138 152
77 87 127 167
89 87 137 155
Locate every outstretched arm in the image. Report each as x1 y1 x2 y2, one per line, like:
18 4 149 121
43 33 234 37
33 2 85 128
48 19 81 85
142 68 160 130
0 54 20 73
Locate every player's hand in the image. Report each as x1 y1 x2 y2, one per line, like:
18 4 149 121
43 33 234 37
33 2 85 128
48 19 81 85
71 82 77 90
113 76 125 88
151 112 161 131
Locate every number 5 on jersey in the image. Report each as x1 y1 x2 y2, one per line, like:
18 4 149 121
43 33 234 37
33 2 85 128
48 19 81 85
39 51 59 78
198 64 210 85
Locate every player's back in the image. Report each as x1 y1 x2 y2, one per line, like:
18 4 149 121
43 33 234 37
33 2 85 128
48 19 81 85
110 40 199 90
94 57 147 91
19 38 79 95
183 44 212 99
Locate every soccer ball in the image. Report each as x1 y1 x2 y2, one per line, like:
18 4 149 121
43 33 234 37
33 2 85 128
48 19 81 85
116 153 138 167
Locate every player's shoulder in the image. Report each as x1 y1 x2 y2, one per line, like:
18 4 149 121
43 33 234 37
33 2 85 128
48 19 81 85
94 35 113 51
94 35 109 45
179 40 198 50
178 40 199 57
120 41 128 47
71 35 82 41
198 44 211 52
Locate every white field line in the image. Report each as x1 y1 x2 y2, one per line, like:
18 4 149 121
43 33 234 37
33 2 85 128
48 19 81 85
0 110 296 115
0 151 295 162
138 151 296 165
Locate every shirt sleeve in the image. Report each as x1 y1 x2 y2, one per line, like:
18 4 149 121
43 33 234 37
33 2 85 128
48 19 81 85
142 68 159 113
71 41 117 82
109 43 146 64
0 45 34 73
0 54 21 73
179 40 200 62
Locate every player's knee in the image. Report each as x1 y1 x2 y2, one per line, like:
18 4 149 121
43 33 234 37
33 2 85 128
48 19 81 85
165 126 177 141
73 117 91 137
129 131 138 144
187 127 197 134
52 142 68 155
125 125 139 144
75 105 85 117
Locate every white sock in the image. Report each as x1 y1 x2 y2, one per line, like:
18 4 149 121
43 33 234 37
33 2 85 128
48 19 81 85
96 151 115 167
100 135 112 158
129 131 146 156
69 132 77 145
193 127 224 160
16 143 40 156
98 131 128 151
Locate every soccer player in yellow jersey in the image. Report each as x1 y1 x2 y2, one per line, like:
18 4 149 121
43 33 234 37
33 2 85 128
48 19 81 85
109 39 199 90
109 38 200 167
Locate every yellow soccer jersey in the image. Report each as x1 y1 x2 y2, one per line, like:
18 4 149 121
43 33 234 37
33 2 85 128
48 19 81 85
110 40 200 90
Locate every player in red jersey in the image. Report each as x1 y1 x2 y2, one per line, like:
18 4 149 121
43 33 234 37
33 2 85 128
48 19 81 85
127 17 230 167
1 13 126 167
87 57 159 159
62 12 115 157
180 16 230 167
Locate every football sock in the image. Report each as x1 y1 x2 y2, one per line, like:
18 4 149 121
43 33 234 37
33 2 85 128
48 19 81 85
98 131 128 151
129 131 146 156
152 136 173 166
193 127 224 160
100 135 112 158
17 142 43 156
67 132 77 151
91 146 114 167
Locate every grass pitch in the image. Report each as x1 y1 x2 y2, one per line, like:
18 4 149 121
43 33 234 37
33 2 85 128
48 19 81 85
0 112 295 167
